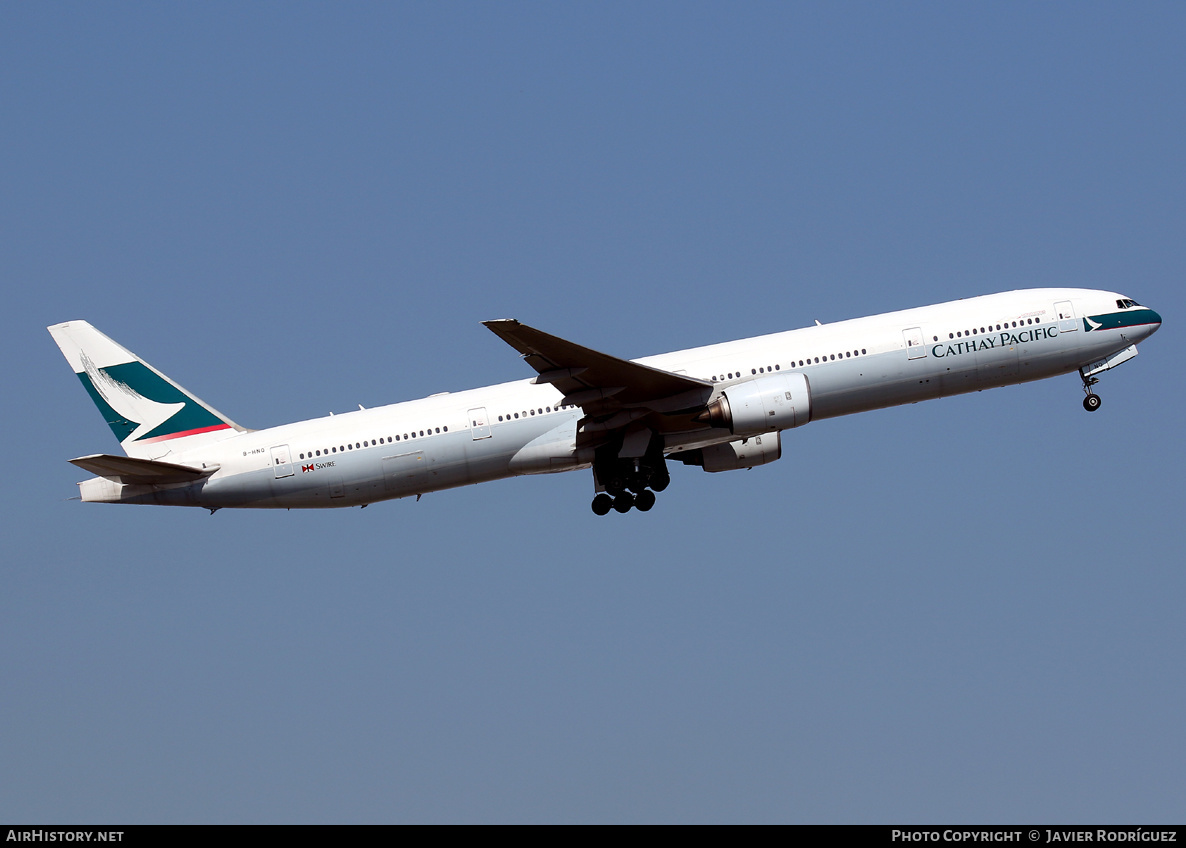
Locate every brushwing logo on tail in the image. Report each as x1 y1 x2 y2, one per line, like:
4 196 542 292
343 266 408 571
80 352 186 443
77 353 230 444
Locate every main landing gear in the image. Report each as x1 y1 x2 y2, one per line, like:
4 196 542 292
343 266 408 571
590 448 669 516
1081 371 1102 412
591 489 658 515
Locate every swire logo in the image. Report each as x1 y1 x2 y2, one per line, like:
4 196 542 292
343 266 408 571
302 464 315 473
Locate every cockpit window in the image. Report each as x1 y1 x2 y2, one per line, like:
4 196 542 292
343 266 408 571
1117 298 1142 309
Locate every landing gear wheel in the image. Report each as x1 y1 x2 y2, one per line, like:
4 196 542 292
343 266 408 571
634 490 656 512
650 474 670 493
1083 393 1101 412
591 493 613 516
612 492 635 513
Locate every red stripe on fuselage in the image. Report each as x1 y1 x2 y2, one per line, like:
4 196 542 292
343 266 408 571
138 423 233 443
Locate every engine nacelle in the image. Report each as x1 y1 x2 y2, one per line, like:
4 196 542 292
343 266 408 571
697 372 811 436
675 432 782 472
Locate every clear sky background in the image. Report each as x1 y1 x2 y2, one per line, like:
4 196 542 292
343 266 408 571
2 2 1183 824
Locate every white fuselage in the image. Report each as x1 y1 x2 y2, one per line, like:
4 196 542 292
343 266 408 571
85 288 1160 509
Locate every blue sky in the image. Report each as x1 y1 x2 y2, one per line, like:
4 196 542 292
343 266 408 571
2 2 1183 823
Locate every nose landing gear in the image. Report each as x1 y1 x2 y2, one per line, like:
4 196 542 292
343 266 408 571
1081 372 1102 412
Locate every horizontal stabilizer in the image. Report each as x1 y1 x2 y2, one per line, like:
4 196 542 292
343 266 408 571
69 454 218 485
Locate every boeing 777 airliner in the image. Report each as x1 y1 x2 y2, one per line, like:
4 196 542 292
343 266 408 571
50 288 1161 515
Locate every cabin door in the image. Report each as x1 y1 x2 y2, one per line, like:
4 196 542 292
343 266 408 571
270 444 293 479
1055 300 1078 332
469 407 491 440
903 327 927 360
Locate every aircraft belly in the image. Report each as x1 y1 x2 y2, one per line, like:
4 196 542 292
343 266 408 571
810 353 942 419
193 429 528 507
975 343 1020 388
508 417 583 474
378 430 515 500
200 468 286 508
809 339 1068 420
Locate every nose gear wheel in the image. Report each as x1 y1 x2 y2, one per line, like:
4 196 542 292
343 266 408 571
1080 371 1102 412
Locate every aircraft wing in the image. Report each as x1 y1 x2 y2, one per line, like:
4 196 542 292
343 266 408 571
482 319 713 419
69 454 218 485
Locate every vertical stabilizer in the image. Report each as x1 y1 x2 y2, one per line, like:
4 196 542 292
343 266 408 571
48 321 247 459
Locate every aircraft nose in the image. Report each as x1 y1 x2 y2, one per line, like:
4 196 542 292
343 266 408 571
1146 308 1163 333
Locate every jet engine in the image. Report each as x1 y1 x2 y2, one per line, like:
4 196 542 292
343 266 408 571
673 432 782 472
696 372 811 436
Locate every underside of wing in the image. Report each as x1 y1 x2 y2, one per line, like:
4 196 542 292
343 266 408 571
69 454 218 485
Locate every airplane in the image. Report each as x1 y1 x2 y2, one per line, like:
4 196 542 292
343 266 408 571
49 288 1161 516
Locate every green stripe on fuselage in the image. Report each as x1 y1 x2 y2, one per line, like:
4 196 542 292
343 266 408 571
1084 310 1159 332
